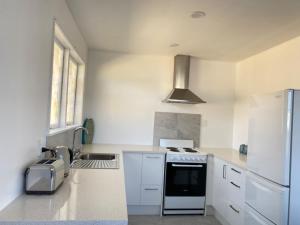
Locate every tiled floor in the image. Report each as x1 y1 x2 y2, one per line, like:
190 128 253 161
129 215 222 225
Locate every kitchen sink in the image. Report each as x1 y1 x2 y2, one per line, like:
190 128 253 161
71 153 119 169
79 153 116 160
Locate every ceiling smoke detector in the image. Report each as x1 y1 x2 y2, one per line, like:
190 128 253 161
190 11 206 19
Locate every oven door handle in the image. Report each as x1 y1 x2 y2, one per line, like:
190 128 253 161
171 164 203 168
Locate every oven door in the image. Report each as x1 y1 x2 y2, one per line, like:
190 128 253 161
165 162 207 197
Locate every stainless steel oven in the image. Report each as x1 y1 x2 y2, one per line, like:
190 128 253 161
163 153 207 215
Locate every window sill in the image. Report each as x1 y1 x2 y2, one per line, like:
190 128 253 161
48 125 80 136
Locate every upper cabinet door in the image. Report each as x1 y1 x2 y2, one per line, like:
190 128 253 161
247 90 292 186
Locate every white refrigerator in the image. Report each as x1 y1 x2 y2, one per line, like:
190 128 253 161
245 89 300 225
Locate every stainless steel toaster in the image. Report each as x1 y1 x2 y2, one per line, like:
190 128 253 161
25 158 64 194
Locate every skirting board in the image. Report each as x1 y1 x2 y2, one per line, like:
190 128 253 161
128 204 217 218
205 205 214 216
127 205 162 215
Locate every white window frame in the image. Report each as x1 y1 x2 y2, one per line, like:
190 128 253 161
48 22 85 135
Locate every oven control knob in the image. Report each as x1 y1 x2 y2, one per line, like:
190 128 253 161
182 156 186 161
191 157 195 161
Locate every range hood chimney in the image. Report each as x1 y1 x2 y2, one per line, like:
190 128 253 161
163 55 206 104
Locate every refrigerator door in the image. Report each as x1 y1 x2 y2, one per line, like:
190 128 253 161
289 90 300 225
245 172 289 225
244 204 274 225
247 90 293 186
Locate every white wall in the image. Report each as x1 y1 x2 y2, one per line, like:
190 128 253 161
85 51 236 148
0 0 87 210
232 36 300 148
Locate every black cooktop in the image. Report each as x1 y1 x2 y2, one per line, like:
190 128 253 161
166 147 180 152
166 147 198 153
183 148 198 153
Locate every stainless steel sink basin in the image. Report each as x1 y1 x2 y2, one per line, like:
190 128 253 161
71 153 119 169
79 153 116 160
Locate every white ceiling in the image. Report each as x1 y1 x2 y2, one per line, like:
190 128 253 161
66 0 300 61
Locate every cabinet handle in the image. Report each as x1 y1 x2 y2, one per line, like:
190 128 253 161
229 205 240 214
231 168 241 174
223 165 227 179
172 164 203 168
145 156 161 159
230 181 241 189
144 188 159 191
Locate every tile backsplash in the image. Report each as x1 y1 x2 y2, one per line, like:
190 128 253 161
153 112 201 147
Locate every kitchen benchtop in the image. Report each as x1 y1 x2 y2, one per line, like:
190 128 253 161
201 148 247 169
0 144 246 224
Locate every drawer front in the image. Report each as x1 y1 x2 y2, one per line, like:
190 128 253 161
246 172 289 225
142 154 164 185
228 165 245 187
228 180 244 206
228 164 245 206
227 201 244 225
141 185 162 205
245 204 274 225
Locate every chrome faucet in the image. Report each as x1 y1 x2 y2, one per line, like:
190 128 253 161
72 126 89 158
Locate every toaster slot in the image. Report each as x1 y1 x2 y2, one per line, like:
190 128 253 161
37 159 49 164
44 160 55 164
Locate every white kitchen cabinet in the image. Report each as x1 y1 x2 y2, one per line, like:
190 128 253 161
205 155 214 207
212 157 246 225
140 185 162 205
141 154 164 185
123 152 165 211
123 153 143 205
212 157 229 219
227 164 245 225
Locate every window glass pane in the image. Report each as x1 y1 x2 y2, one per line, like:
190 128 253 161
50 41 64 128
66 58 78 125
74 65 85 124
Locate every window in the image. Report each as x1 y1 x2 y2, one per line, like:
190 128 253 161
49 23 85 132
66 57 78 125
50 41 65 129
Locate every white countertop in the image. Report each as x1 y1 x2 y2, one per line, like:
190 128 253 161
0 144 246 224
201 148 247 169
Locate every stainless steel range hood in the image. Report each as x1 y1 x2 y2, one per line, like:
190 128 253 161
163 55 206 104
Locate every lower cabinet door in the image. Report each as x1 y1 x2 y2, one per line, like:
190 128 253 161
140 185 162 205
142 154 164 185
123 153 143 205
244 204 274 225
212 158 229 218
